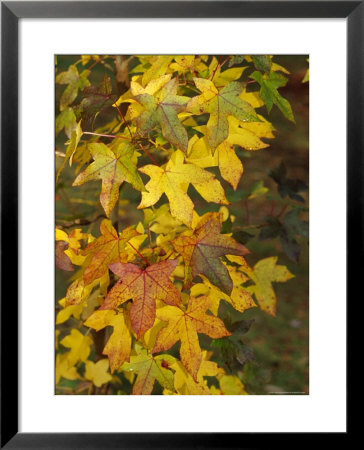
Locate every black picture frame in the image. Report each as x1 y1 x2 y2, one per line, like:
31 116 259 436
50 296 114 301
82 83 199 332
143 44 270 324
1 1 354 448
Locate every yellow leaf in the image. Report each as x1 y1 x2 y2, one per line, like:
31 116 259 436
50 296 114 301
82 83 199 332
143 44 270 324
122 344 176 394
172 351 221 395
240 257 294 316
219 375 248 395
187 78 260 150
60 329 93 367
191 267 256 316
55 353 80 384
84 310 132 373
84 359 112 387
56 297 86 324
152 296 230 380
141 56 173 87
138 150 228 226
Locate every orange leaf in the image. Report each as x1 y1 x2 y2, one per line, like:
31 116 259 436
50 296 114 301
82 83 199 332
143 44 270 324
100 259 181 338
152 296 231 380
82 219 139 285
172 212 249 294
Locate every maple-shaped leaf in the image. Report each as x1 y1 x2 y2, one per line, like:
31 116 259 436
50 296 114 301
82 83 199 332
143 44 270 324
135 78 189 152
152 295 231 380
138 150 228 226
100 259 181 338
187 134 243 191
74 74 118 127
191 269 256 316
82 219 140 285
55 353 80 384
141 55 174 87
55 107 77 138
73 141 145 217
235 255 294 316
122 344 176 395
169 55 207 76
250 71 295 122
84 310 131 373
186 78 260 150
168 351 221 395
56 121 82 180
217 375 248 395
60 329 93 367
84 359 112 387
55 227 88 271
56 65 90 111
172 212 249 294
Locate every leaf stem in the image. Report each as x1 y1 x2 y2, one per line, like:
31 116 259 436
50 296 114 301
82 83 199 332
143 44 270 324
276 204 288 219
113 102 133 138
127 241 150 266
138 143 160 166
83 131 130 140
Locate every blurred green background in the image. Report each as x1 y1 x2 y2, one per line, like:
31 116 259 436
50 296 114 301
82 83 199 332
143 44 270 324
56 55 309 395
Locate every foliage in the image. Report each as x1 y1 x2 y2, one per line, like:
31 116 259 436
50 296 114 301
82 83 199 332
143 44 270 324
55 54 308 395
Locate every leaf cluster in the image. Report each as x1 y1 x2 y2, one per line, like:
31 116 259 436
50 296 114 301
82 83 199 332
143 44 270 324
55 54 306 395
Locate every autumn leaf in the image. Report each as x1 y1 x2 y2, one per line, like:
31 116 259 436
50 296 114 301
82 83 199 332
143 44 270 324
122 344 176 395
55 240 74 271
187 134 243 190
152 295 230 380
100 259 181 338
250 71 295 122
84 310 131 373
55 228 87 271
186 78 260 150
169 55 207 76
134 78 189 152
138 150 228 226
55 65 90 111
74 74 118 126
191 268 256 316
170 352 221 395
60 329 93 367
82 220 139 286
172 212 249 294
208 56 247 86
55 107 77 138
84 359 112 387
215 375 248 395
141 55 173 87
55 353 80 384
73 141 145 217
234 255 294 316
56 121 82 180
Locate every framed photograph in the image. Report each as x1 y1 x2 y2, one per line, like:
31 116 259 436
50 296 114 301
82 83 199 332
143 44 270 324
1 1 354 447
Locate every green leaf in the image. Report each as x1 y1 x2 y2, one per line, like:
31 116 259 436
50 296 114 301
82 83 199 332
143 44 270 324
56 65 90 111
135 78 189 152
250 71 295 122
74 75 118 127
269 161 308 202
187 78 261 151
55 108 77 138
56 121 82 181
251 55 272 73
73 141 145 217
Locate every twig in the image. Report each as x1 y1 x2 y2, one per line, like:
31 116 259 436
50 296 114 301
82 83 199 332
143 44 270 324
57 213 106 229
83 131 130 140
